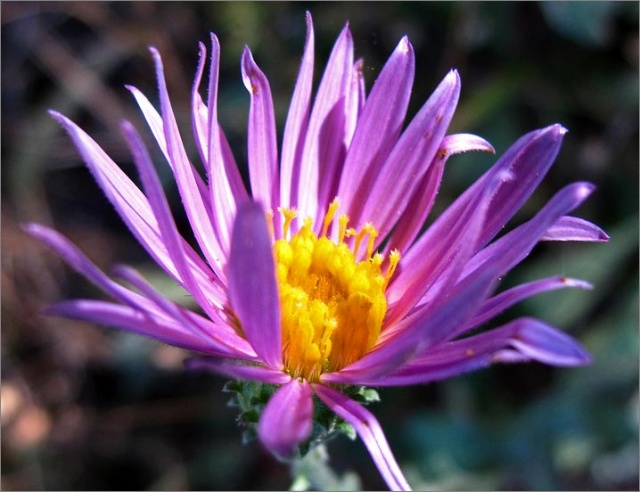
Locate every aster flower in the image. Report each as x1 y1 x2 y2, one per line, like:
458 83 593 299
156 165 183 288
25 13 608 491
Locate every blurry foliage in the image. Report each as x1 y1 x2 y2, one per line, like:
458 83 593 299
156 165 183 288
2 1 638 490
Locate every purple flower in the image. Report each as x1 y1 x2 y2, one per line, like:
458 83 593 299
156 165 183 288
25 13 608 491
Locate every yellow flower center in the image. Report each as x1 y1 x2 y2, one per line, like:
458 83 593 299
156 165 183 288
269 199 400 382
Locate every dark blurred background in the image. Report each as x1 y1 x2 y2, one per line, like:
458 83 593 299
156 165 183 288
2 2 638 490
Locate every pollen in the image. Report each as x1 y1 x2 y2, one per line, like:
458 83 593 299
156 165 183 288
271 198 400 382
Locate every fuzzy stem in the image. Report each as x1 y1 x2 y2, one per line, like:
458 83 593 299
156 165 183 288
289 444 361 491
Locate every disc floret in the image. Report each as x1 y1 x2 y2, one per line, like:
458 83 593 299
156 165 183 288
272 199 400 382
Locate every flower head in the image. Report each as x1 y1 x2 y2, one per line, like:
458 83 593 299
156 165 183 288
26 13 608 491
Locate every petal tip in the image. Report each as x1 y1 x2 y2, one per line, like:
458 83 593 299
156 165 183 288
49 110 71 128
399 35 413 55
576 181 596 200
148 46 162 65
560 277 594 290
547 123 568 139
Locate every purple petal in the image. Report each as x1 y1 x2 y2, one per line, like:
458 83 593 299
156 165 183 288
280 12 314 210
24 223 253 358
22 223 193 322
150 47 223 274
386 166 508 325
403 183 596 340
295 22 353 222
185 357 291 384
127 83 211 212
46 300 244 357
191 42 210 163
258 378 313 459
507 317 592 365
242 47 279 211
463 182 596 280
47 111 224 299
313 384 411 491
337 36 415 224
464 276 592 333
542 215 609 242
471 124 566 244
437 133 496 156
111 264 252 356
384 132 495 256
369 317 591 386
382 158 446 258
416 124 567 258
353 70 459 236
120 120 228 324
192 36 248 256
343 58 366 148
228 201 283 369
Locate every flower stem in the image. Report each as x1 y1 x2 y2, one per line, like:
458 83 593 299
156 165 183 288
289 444 361 491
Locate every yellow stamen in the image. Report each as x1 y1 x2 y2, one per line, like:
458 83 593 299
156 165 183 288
385 249 401 289
270 200 400 382
322 199 340 237
337 214 349 244
279 207 297 240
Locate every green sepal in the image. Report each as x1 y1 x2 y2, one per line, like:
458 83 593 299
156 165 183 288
224 380 380 460
223 379 277 445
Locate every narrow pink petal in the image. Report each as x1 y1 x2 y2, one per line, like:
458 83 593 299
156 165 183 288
355 59 366 114
257 378 313 459
48 111 226 308
462 182 596 281
112 264 255 358
368 317 591 386
150 47 224 274
24 222 252 358
24 223 145 306
358 70 460 231
313 384 411 491
337 36 415 226
24 223 194 332
317 58 366 217
205 36 249 200
343 58 365 149
387 125 568 315
45 300 236 356
22 224 205 335
384 132 495 256
506 317 592 365
242 47 279 211
120 121 230 325
385 168 508 325
437 133 496 156
191 42 210 163
417 125 566 257
126 84 212 213
191 37 248 257
542 215 609 242
465 276 592 333
280 12 314 209
295 22 354 222
185 357 291 384
228 201 283 369
348 69 459 235
408 182 597 329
